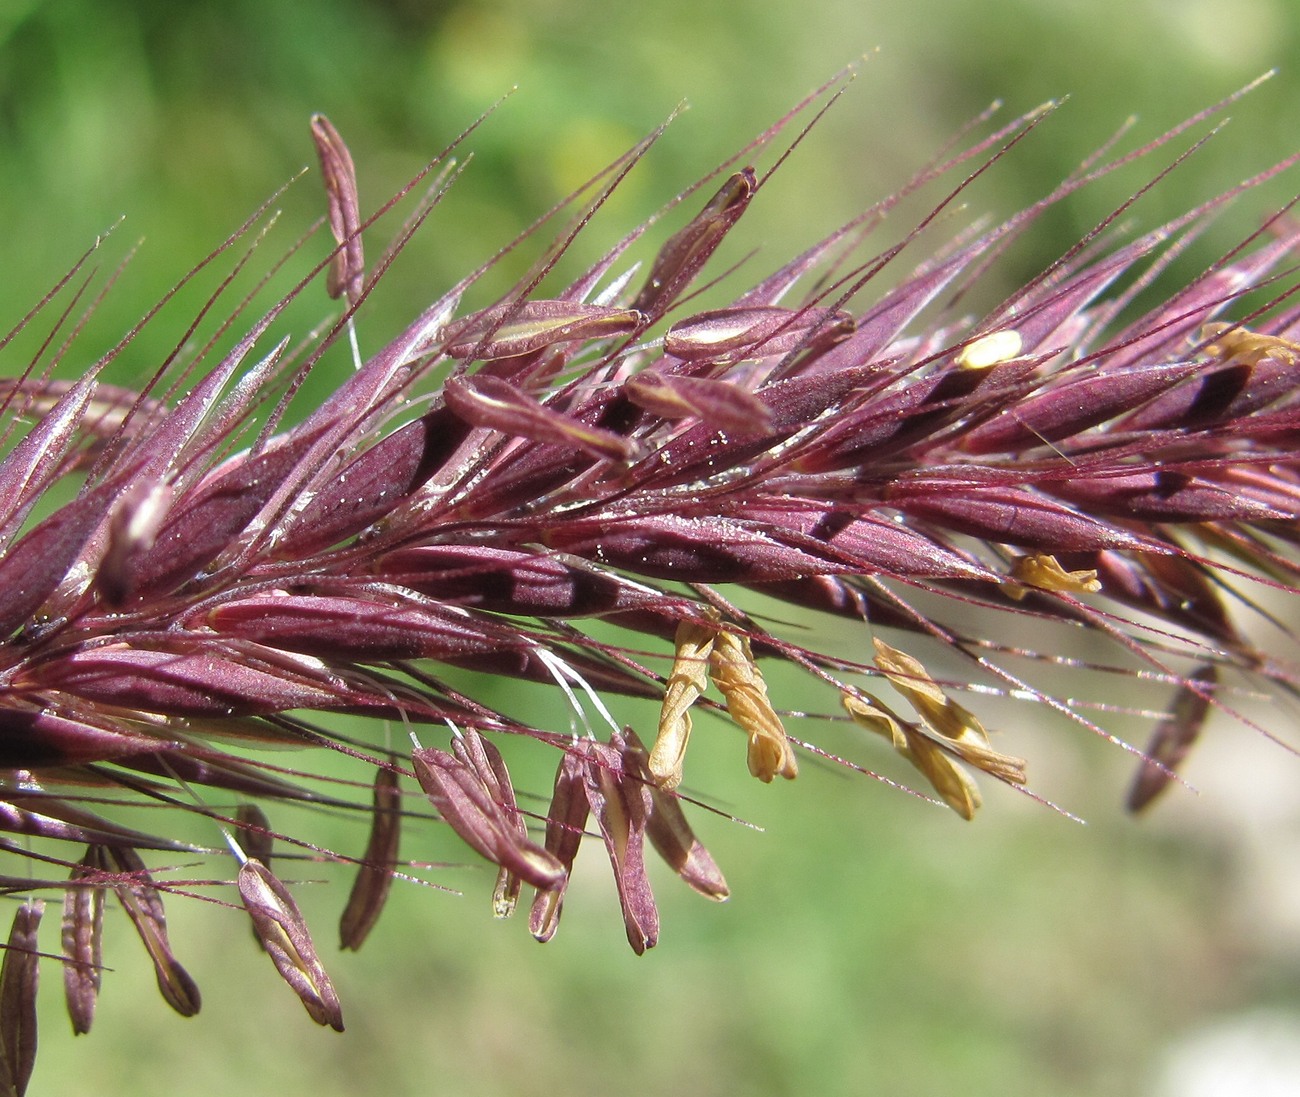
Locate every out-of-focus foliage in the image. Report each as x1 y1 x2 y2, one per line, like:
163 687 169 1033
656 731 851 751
4 0 1298 346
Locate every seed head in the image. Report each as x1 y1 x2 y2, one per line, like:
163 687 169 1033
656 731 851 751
0 75 1298 1080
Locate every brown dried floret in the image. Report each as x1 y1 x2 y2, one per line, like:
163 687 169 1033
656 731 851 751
61 850 104 1036
238 859 344 1031
0 901 42 1097
339 767 402 949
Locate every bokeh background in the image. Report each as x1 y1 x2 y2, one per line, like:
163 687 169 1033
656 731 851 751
3 1 1300 1095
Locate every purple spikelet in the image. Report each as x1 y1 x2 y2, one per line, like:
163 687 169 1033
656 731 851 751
1 74 1298 1072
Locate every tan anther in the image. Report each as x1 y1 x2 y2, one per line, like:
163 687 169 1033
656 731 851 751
1006 553 1102 600
955 329 1023 369
862 639 1027 818
710 629 798 783
1199 322 1300 367
648 619 717 789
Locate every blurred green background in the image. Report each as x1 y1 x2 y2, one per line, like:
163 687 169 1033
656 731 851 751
3 1 1300 1095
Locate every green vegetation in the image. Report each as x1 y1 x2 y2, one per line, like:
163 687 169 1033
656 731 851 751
3 2 1299 1094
